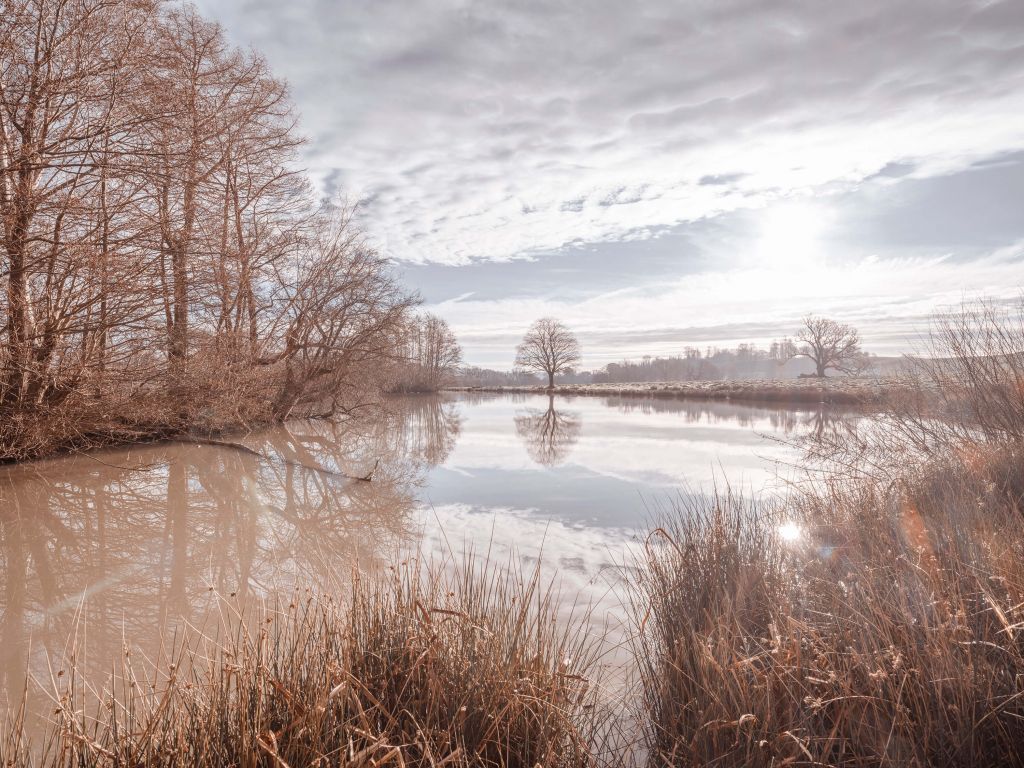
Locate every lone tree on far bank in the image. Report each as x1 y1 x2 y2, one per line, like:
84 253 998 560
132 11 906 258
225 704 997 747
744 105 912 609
515 318 581 388
791 315 863 377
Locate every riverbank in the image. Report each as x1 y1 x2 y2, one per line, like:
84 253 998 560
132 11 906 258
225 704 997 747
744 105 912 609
6 443 1023 767
449 377 905 406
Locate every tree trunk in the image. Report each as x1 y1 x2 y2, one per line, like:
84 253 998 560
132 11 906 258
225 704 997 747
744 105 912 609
169 244 189 362
547 370 554 389
3 243 30 403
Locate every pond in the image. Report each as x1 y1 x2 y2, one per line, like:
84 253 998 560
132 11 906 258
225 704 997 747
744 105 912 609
0 392 843 724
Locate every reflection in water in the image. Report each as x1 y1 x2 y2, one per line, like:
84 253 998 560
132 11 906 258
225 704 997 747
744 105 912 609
0 396 462 702
0 391 851 733
513 395 582 466
604 394 841 434
604 395 860 454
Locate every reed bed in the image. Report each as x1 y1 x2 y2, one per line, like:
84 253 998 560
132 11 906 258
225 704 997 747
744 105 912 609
630 301 1024 767
2 558 608 767
631 466 1024 767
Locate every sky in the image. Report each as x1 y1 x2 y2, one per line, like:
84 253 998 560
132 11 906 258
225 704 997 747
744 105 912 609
196 0 1024 369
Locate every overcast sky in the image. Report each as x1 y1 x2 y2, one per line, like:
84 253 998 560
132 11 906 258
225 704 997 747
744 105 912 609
197 0 1024 368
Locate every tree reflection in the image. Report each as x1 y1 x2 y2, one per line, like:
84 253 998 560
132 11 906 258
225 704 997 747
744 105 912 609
514 395 582 467
0 396 462 699
603 394 857 443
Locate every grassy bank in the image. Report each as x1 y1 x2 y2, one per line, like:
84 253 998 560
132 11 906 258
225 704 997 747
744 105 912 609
632 455 1024 766
2 560 608 767
449 378 904 406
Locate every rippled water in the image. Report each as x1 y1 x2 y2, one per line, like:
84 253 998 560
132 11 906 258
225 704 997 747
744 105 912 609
0 391 843 723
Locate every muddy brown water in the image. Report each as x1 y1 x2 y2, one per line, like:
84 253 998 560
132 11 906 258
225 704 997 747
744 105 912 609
0 392 847 738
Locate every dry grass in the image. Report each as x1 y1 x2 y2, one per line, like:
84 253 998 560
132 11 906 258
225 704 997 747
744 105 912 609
2 557 608 767
630 301 1024 767
631 468 1024 767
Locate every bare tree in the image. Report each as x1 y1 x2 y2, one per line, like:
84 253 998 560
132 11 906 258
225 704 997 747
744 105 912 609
514 318 581 388
790 315 863 377
0 0 420 459
391 313 461 392
0 0 159 409
259 203 416 419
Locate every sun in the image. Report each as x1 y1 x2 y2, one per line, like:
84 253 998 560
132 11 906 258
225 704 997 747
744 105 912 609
756 201 827 270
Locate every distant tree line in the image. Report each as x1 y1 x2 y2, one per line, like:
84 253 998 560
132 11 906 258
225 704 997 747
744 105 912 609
388 313 462 393
454 366 540 388
0 0 419 459
497 314 871 386
591 333 872 384
591 344 801 384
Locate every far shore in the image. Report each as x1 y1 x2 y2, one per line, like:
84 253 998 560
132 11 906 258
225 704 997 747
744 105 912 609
447 377 907 406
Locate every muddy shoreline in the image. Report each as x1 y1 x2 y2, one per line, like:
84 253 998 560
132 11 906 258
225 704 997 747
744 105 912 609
447 378 906 406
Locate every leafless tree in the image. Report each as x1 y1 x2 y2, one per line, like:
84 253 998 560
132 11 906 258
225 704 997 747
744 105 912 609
391 313 462 392
0 0 419 459
790 315 863 377
514 317 581 388
258 204 416 419
1 0 159 407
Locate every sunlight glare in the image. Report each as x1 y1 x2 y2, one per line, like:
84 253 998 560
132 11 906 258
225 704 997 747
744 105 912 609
757 201 827 270
778 520 803 542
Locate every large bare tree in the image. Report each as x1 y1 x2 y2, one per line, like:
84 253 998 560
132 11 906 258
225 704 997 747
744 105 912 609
0 0 418 459
791 315 863 377
514 317 581 388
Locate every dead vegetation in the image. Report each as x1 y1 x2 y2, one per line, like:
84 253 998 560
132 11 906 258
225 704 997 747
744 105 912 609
0 0 416 462
630 301 1024 767
1 558 609 767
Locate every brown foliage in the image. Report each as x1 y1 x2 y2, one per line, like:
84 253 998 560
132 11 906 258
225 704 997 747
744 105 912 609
0 558 607 767
0 0 415 460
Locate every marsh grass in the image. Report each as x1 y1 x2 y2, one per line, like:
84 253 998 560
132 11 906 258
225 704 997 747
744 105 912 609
2 557 609 767
630 301 1024 767
631 470 1024 767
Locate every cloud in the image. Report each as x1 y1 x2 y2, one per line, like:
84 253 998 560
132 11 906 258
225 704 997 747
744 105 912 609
430 240 1024 366
199 0 1024 265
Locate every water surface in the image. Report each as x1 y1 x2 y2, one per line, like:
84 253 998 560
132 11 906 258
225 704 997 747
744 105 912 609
0 392 838 718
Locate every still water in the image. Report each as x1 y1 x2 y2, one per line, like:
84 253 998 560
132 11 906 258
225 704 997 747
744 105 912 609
0 392 838 715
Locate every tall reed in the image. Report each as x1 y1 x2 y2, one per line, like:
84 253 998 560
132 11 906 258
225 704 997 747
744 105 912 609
2 557 607 767
630 301 1024 767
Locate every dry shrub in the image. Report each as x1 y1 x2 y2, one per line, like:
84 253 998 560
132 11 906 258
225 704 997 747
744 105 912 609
3 557 606 767
631 470 1024 767
631 301 1024 767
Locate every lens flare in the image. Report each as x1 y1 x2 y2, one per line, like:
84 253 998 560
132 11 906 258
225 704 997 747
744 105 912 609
778 521 802 542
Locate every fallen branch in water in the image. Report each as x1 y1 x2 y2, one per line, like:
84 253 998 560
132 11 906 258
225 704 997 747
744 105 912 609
183 437 378 482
